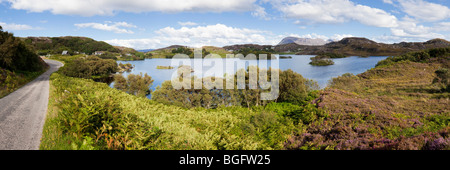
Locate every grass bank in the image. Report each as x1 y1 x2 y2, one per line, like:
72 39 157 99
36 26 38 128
0 67 48 98
40 72 298 150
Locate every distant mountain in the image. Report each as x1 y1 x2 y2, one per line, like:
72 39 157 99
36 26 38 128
223 44 273 51
137 49 154 53
302 37 450 56
153 45 187 51
224 37 450 56
278 37 331 46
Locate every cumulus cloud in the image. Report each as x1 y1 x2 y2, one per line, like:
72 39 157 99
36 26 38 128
178 21 198 26
382 0 394 4
287 33 353 41
275 0 398 28
105 24 357 50
0 22 34 30
397 0 450 22
5 0 257 16
385 15 446 40
74 21 137 34
105 24 280 49
434 22 450 32
251 6 271 20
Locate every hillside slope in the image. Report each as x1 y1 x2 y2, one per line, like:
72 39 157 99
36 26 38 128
285 48 450 150
23 36 120 55
227 37 450 56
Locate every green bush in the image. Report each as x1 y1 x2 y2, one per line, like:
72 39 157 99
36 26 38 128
59 56 117 82
0 26 47 72
376 47 450 67
433 67 450 92
114 73 154 97
152 68 319 108
239 111 294 149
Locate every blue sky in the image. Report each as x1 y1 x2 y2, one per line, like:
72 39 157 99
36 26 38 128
0 0 449 49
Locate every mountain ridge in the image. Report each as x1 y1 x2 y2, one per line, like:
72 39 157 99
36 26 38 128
277 37 332 46
22 35 450 57
226 37 450 56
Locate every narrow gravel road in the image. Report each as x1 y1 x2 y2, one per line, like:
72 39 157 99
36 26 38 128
0 59 63 150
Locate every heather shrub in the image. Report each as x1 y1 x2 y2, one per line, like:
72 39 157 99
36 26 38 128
328 73 365 93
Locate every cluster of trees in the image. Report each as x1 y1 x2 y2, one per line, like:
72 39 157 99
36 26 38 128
318 52 347 58
376 47 450 67
233 47 275 60
59 56 117 82
117 63 133 73
119 52 152 60
170 47 211 58
0 26 47 72
171 47 194 57
152 67 319 109
113 73 154 98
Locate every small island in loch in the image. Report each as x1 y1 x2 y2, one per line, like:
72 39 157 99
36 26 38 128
309 55 335 66
156 66 174 69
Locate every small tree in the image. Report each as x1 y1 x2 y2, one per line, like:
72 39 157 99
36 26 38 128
433 67 450 92
278 69 310 105
113 73 154 98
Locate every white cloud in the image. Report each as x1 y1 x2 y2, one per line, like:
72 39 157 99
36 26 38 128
251 6 271 20
105 24 280 49
6 0 257 16
155 24 279 47
387 16 445 40
275 0 398 28
105 38 162 50
296 33 330 40
434 22 450 32
382 0 394 4
397 0 450 22
288 33 353 41
178 21 198 26
0 22 34 30
74 21 137 34
330 34 354 41
106 25 358 50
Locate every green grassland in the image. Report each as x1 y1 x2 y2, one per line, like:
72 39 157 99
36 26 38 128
0 68 47 98
40 72 298 150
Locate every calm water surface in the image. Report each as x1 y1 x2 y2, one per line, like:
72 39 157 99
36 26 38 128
112 55 388 98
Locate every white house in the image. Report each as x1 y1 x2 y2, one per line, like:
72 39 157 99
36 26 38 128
94 51 104 55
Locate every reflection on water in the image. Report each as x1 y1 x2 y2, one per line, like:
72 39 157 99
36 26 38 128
110 55 388 98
